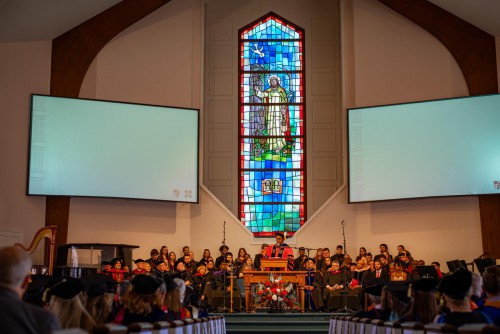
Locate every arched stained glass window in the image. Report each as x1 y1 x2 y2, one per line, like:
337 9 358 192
238 13 305 237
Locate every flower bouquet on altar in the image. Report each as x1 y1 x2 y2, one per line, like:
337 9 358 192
254 273 299 312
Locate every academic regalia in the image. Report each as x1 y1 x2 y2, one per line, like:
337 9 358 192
304 269 324 311
265 243 294 271
322 269 344 310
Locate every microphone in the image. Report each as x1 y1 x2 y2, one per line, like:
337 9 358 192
341 220 345 226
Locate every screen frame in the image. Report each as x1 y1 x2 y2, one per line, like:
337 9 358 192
27 94 200 204
347 93 500 204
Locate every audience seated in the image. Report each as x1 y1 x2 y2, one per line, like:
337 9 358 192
12 239 500 334
303 258 325 311
391 260 408 281
253 243 268 270
356 247 367 262
132 259 146 276
294 246 307 271
479 266 500 326
322 260 344 311
331 245 345 266
198 249 212 266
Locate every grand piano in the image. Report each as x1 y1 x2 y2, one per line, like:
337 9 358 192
53 243 139 278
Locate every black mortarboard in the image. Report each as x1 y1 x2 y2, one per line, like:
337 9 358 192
82 274 114 297
385 282 411 302
412 277 438 292
101 260 111 266
437 268 472 299
275 232 285 238
24 275 51 306
164 275 178 291
45 277 85 300
299 247 305 250
134 259 145 264
365 283 384 296
131 274 162 295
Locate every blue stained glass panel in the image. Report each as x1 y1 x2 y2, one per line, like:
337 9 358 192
240 15 305 237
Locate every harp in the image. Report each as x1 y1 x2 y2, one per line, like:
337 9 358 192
15 225 57 276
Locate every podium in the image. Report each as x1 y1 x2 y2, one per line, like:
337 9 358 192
260 258 288 271
243 270 307 312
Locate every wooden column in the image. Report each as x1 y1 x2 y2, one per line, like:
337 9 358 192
378 0 499 257
47 0 171 249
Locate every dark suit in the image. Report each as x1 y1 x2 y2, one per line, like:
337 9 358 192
294 255 307 271
0 288 60 334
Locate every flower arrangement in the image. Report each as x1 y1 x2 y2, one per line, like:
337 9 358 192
254 273 298 311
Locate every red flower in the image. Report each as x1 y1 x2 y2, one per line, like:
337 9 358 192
257 290 264 295
265 281 271 287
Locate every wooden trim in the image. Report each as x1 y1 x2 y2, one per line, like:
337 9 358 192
478 195 500 258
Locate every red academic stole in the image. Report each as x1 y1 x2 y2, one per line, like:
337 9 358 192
271 244 286 258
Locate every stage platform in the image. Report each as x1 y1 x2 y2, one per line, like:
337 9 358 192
214 312 350 334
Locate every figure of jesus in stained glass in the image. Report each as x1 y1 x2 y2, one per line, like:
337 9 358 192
254 75 290 153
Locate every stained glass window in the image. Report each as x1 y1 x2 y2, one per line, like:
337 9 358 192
239 14 305 237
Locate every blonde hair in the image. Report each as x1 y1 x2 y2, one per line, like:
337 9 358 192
84 293 115 325
48 294 95 331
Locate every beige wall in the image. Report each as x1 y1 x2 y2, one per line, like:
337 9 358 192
0 0 493 268
0 41 51 244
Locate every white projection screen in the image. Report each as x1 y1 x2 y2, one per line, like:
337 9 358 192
28 94 199 203
348 94 500 203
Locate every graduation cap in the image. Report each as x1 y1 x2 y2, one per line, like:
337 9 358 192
134 259 145 264
275 232 285 238
82 274 115 297
164 274 179 292
44 277 85 300
365 283 384 296
411 277 438 292
437 268 472 299
131 274 162 295
384 281 411 302
24 275 52 305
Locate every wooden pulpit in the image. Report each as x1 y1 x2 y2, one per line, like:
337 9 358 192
260 258 288 271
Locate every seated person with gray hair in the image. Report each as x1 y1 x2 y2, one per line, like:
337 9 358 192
435 269 493 326
479 266 500 326
0 246 61 334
